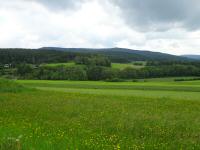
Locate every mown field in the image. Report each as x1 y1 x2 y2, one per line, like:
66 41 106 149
1 79 200 149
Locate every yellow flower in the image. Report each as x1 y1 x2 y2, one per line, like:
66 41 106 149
117 144 120 150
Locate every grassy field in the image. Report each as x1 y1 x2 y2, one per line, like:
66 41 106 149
41 62 76 67
111 63 145 69
41 62 145 70
1 79 200 149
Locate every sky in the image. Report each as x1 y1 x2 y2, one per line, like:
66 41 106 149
0 0 200 55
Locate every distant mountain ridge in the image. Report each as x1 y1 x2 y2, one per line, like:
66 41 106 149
40 47 189 62
182 55 200 60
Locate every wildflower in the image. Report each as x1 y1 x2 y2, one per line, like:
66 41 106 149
116 144 120 150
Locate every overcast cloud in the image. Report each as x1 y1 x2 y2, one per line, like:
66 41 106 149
112 0 200 31
0 0 200 55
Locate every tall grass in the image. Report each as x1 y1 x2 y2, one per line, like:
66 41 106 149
0 79 32 93
1 79 200 149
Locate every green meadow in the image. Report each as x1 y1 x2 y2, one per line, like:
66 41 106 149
41 62 145 69
1 79 200 149
111 62 145 69
41 62 76 67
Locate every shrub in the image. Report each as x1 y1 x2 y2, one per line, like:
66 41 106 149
33 66 88 81
132 79 138 82
16 64 34 76
120 67 137 79
87 66 104 81
75 55 111 67
102 68 119 80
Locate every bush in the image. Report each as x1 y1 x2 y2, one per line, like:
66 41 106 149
34 66 88 81
87 66 119 81
65 66 88 80
87 66 104 81
120 67 137 79
16 64 34 76
102 68 119 80
132 79 138 82
75 55 111 67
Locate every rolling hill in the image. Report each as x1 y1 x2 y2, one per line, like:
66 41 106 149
182 55 200 60
40 47 189 62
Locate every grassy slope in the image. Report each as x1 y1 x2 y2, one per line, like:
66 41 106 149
41 62 145 69
0 79 30 93
41 62 76 67
1 80 200 149
111 63 144 69
17 79 200 92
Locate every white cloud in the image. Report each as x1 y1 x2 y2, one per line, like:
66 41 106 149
0 0 200 54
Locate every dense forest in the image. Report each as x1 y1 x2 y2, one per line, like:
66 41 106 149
40 47 188 62
0 48 82 64
1 48 200 81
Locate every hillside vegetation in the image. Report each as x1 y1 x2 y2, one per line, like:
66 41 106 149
1 48 200 81
182 55 200 60
40 47 188 62
0 48 189 65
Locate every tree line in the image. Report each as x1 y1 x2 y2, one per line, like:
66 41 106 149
7 63 200 81
0 48 106 65
1 48 200 81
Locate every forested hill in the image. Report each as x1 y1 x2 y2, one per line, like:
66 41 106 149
182 55 200 60
40 47 188 62
0 47 191 64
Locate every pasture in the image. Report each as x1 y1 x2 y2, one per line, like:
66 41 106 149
41 62 145 70
41 62 76 67
0 79 200 149
111 62 145 69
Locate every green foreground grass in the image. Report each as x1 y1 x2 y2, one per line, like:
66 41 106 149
1 79 200 149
